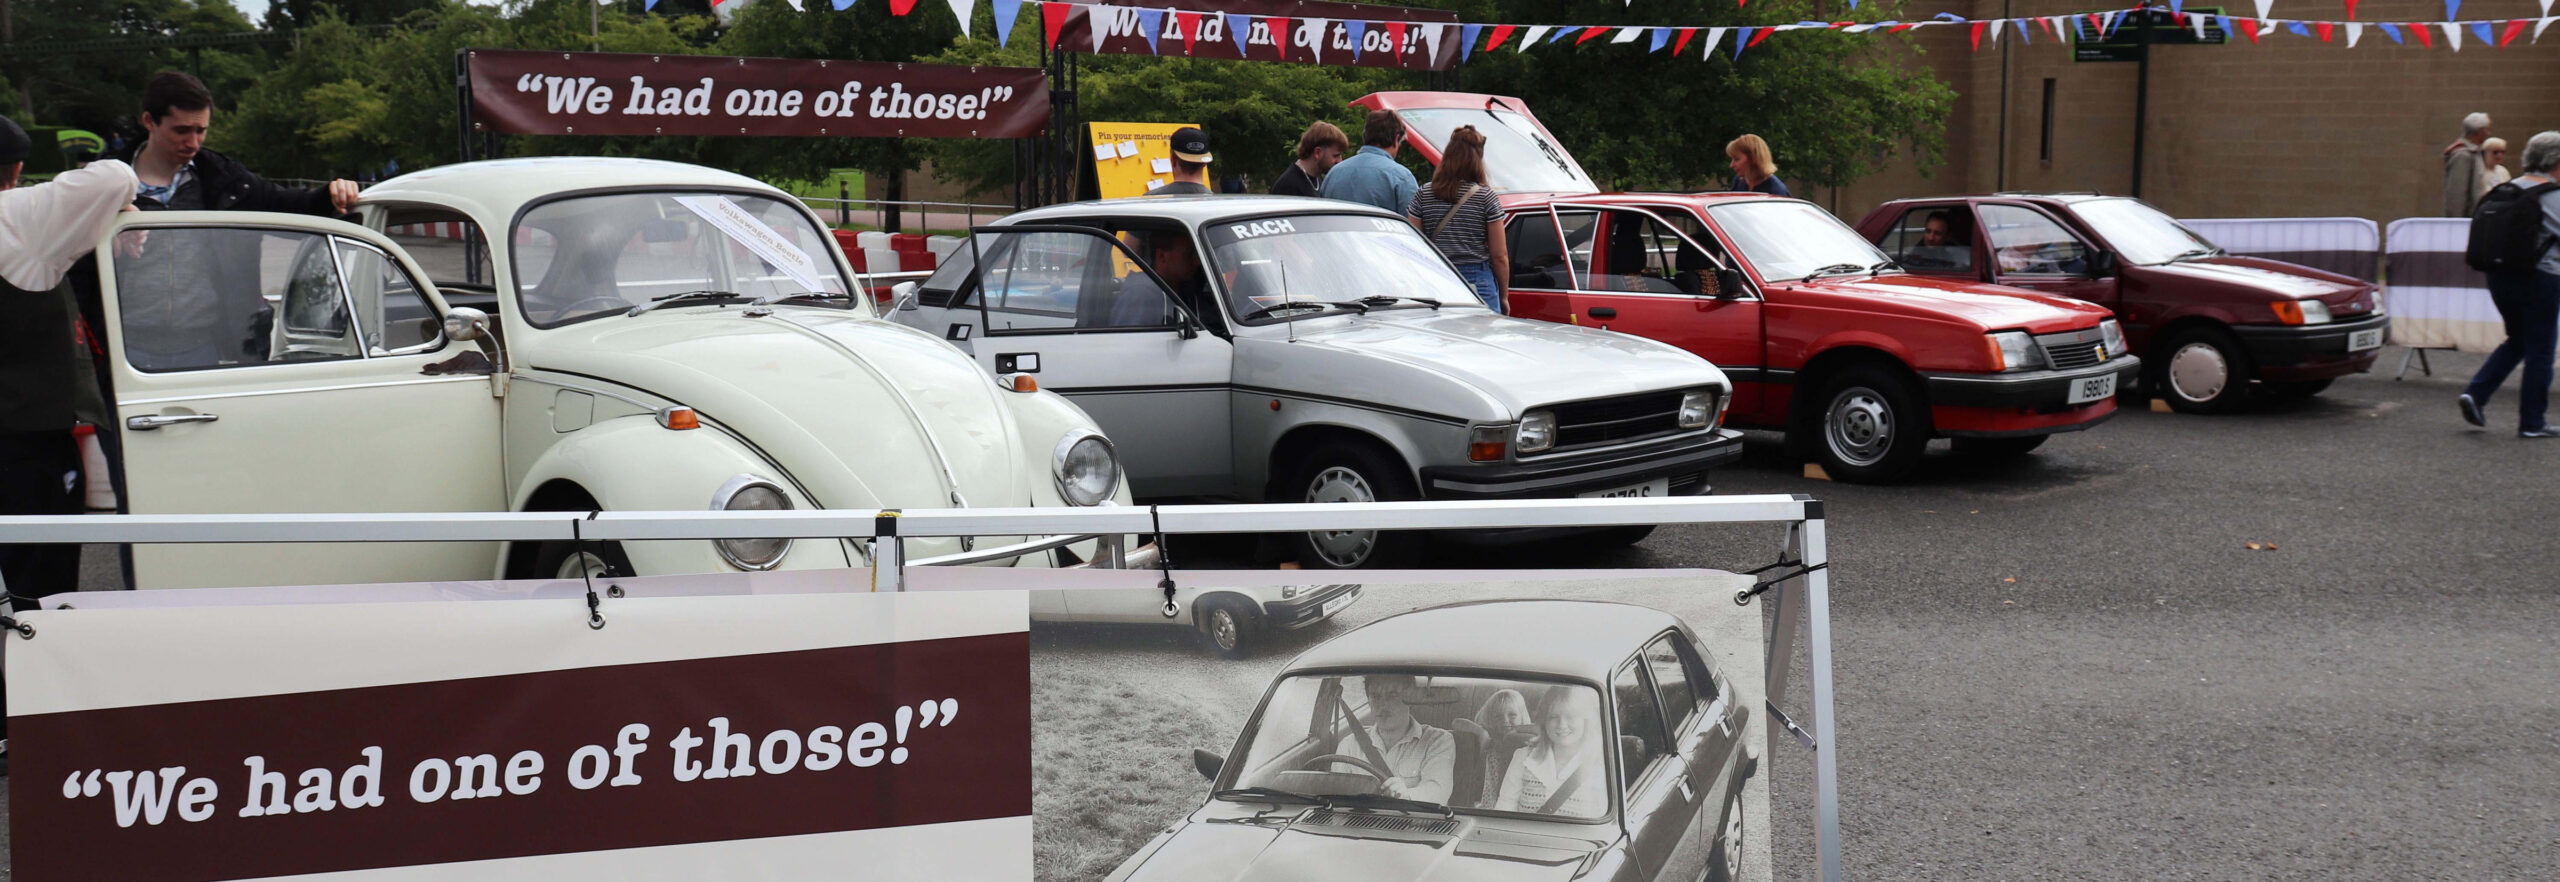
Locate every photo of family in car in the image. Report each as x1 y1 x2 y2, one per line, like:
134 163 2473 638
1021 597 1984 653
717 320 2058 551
1029 574 1771 882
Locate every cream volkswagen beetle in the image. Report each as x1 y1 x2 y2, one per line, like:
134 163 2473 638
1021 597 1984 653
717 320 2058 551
95 157 1129 588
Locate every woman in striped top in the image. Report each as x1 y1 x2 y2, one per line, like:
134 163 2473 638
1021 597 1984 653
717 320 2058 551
1491 684 1608 818
1407 125 1510 314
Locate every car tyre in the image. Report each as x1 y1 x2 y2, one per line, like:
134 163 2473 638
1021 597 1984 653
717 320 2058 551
2259 378 2333 399
2154 326 2253 414
1803 364 1931 483
1949 435 2048 457
1707 789 1745 882
1287 442 1423 569
1197 596 1260 659
531 539 634 581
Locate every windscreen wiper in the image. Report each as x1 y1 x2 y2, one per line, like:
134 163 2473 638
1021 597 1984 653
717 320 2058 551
2169 247 2220 262
1213 787 1327 806
626 290 748 316
1357 295 1442 309
1241 301 1367 321
1321 792 1456 818
1800 263 1867 280
748 291 857 307
1868 260 1903 276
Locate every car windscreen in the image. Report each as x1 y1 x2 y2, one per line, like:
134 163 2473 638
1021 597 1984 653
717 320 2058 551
2071 197 2219 265
1705 200 1895 282
1225 673 1609 822
1396 107 1597 195
1200 213 1488 324
511 191 852 327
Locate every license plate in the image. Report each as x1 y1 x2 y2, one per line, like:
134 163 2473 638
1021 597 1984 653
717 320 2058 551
1320 594 1352 618
2067 373 2117 405
2347 327 2383 351
1580 478 1671 499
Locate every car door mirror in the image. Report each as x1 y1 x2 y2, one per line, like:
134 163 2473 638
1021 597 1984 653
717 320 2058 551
1713 269 1746 299
888 281 921 312
442 306 492 341
2087 250 2120 279
1178 318 1200 340
1192 748 1224 782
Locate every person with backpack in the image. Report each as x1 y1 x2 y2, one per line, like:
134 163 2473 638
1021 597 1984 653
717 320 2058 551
2458 130 2560 438
1406 125 1507 313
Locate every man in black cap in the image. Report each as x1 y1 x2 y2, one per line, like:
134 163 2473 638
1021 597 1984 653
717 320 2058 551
1154 126 1214 196
0 117 135 604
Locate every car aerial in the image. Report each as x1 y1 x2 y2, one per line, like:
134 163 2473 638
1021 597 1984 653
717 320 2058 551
1856 193 2389 413
93 156 1134 589
1037 581 1363 659
1357 91 2141 483
1110 599 1755 882
890 195 1743 569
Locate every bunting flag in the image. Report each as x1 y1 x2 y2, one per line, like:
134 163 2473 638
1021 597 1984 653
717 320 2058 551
782 0 805 9
1040 2 1067 47
943 0 972 37
2191 12 2210 38
1970 20 1985 49
2316 20 2332 40
1734 26 1757 55
1387 21 1409 57
888 0 917 15
1748 24 1776 47
1462 22 1485 59
2444 0 2460 20
1176 10 1201 54
1673 26 1698 54
992 0 1023 45
832 0 854 8
2546 0 2557 19
2442 20 2463 48
2346 20 2364 44
2017 18 2031 42
2409 20 2432 44
1087 3 1113 50
1577 24 1615 44
1612 25 1648 44
1298 17 1326 62
1650 27 1674 51
2286 20 2310 36
1550 25 1582 42
1344 19 1366 60
2538 16 2556 40
1700 26 1728 57
2344 0 2356 19
2253 0 2272 19
2170 0 2183 15
1267 15 1289 54
1484 23 1514 52
2469 19 2493 44
1517 25 1551 50
2500 17 2525 44
1226 12 1251 55
2381 21 2404 42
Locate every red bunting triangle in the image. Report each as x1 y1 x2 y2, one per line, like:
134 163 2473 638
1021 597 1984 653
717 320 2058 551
1385 21 1407 56
1970 21 1985 49
2316 21 2333 40
1674 26 1697 54
2037 17 2058 38
888 0 916 15
1575 26 1609 44
2411 23 2434 46
2087 12 2104 33
1888 23 1916 33
1267 16 1289 54
2501 18 2525 45
1746 26 1774 48
1486 23 1515 51
2234 18 2259 42
1176 11 1200 54
1041 2 1069 48
2343 0 2358 19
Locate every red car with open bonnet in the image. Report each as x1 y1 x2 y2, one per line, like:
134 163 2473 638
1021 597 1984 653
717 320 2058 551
1355 91 2138 483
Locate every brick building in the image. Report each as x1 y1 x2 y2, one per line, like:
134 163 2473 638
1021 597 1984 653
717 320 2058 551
1806 0 2560 225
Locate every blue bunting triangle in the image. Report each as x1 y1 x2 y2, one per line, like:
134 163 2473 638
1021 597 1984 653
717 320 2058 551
2211 14 2232 39
991 0 1023 46
2169 0 2183 15
1345 19 1366 61
2286 21 2309 36
1549 26 1579 43
2469 20 2493 42
1227 13 1250 55
1649 27 1672 51
2073 17 2090 40
1136 8 1163 53
2380 21 2403 42
1462 23 1482 61
2017 19 2031 42
2443 0 2459 20
1734 26 1754 57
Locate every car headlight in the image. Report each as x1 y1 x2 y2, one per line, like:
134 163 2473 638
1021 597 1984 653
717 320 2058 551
1987 331 2042 372
1677 389 1718 429
1515 410 1557 454
2271 299 2331 325
710 475 792 571
2098 319 2127 357
1052 430 1119 507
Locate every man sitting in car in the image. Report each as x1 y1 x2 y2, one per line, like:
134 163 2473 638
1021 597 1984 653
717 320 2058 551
1901 209 1973 270
1335 674 1456 803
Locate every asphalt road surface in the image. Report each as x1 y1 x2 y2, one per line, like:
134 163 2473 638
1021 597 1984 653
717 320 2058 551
19 347 2560 880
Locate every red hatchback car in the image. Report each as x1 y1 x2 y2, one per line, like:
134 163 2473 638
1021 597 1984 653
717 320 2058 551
1855 195 2389 413
1356 92 2139 483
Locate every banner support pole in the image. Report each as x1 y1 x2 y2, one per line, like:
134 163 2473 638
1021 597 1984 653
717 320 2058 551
1802 506 1842 882
872 511 904 592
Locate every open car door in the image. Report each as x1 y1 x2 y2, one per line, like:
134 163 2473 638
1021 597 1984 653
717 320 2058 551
97 211 505 588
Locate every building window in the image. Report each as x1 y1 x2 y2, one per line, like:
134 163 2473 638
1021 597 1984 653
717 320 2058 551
2039 79 2056 163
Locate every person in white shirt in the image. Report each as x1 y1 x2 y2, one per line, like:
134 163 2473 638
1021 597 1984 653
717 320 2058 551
1492 684 1608 818
1335 674 1456 803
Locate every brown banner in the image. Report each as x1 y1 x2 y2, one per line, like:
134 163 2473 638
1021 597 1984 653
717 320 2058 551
1048 0 1462 70
10 632 1031 882
466 49 1048 139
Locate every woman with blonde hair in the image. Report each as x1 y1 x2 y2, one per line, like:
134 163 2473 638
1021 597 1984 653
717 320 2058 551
1407 125 1509 313
1490 685 1607 817
1453 688 1535 807
1726 134 1791 197
2482 136 2515 193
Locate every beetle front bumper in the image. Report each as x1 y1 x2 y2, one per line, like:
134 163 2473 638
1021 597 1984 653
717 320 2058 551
1417 428 1745 501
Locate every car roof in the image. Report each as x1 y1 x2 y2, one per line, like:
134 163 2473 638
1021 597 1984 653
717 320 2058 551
1503 191 1794 208
1284 600 1681 682
1880 192 2123 208
1004 194 1404 227
358 157 789 221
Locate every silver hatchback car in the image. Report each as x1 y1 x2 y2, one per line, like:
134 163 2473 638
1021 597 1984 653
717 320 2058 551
896 196 1744 569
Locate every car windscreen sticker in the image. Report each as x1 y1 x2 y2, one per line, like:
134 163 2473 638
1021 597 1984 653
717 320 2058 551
1227 218 1297 240
674 195 837 295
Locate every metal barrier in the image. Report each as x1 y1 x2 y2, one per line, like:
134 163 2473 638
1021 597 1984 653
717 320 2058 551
0 495 1843 881
798 196 1014 232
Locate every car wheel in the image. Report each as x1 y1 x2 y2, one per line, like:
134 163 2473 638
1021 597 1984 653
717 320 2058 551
1949 435 2048 457
531 539 634 581
1807 364 1931 483
2155 326 2253 414
1592 524 1657 547
1196 596 1260 659
1707 790 1746 882
2259 378 2334 399
1288 442 1423 569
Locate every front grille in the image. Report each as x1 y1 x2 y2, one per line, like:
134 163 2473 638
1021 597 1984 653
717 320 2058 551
1549 391 1687 452
1300 810 1460 836
2034 328 2109 370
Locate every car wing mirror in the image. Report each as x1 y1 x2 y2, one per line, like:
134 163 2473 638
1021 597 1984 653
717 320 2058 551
1178 317 1200 340
1192 748 1224 782
1713 269 1746 299
443 306 491 342
2088 251 2120 279
888 281 921 312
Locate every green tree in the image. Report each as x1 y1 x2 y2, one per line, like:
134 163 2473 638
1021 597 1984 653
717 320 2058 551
1 0 262 133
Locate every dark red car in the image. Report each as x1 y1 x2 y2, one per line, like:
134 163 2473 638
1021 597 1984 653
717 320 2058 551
1356 92 2139 483
1854 195 2390 413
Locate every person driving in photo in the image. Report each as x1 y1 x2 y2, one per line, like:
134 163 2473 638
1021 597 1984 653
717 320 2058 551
1492 684 1606 817
1336 674 1455 803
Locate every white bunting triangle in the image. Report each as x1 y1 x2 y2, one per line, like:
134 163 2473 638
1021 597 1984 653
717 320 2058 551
1700 26 1727 56
2538 16 2556 42
1519 24 1552 49
2191 14 2208 40
2442 21 2461 49
2544 0 2555 17
2346 21 2364 46
783 0 805 9
1422 22 1447 57
1610 25 1645 43
1299 17 1328 62
944 0 973 37
2253 0 2273 20
1090 5 1116 51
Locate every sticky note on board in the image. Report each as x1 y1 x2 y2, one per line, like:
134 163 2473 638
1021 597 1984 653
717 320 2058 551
1151 158 1173 174
1118 141 1140 158
1145 179 1166 191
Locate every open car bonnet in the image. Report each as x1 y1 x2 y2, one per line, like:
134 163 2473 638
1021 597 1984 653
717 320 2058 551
1117 808 1602 882
1353 92 1601 197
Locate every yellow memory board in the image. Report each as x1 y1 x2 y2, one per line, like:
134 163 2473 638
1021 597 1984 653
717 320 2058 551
1087 121 1201 200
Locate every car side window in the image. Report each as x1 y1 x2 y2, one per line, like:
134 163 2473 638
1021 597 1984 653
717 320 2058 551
1588 210 1691 295
380 208 495 311
1981 205 2089 276
1642 634 1712 732
974 229 1180 333
1883 206 1977 273
1611 662 1670 792
114 227 366 372
1506 210 1581 290
333 239 444 355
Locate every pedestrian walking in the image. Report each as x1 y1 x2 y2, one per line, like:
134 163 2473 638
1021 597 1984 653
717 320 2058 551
1272 121 1347 198
1726 134 1791 197
1321 110 1418 216
2457 130 2560 439
1152 126 1214 196
2481 137 2513 191
1406 126 1507 313
2443 112 2493 217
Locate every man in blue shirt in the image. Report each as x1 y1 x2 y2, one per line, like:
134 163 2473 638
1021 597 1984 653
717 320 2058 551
1321 110 1417 216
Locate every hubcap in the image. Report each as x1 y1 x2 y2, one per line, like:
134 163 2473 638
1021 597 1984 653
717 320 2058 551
1209 608 1239 651
1824 387 1894 467
554 548 613 581
1720 795 1744 872
2169 342 2230 402
1304 465 1379 567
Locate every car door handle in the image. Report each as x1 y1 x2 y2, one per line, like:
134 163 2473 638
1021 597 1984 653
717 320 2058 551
126 413 218 431
1676 776 1697 804
1588 307 1617 319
